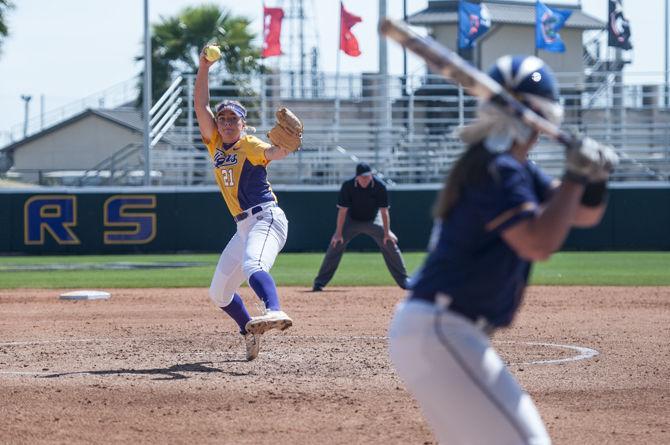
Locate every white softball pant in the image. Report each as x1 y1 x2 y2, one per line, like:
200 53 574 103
389 298 551 445
208 203 288 307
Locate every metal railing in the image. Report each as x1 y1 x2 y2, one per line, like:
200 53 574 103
76 143 143 186
149 76 184 147
158 71 669 186
5 70 670 186
66 78 186 187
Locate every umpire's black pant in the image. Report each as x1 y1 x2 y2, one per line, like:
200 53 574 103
313 214 408 290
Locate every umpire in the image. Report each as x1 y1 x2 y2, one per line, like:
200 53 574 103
312 163 409 291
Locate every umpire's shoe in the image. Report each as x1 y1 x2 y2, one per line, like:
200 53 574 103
245 310 293 335
244 332 260 361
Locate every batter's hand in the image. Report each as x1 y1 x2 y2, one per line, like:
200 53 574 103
384 231 398 246
564 137 619 184
330 234 344 248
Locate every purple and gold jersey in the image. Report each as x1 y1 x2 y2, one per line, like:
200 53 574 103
411 151 556 327
205 131 277 216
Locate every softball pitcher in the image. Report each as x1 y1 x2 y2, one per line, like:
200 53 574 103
194 46 300 361
388 55 618 444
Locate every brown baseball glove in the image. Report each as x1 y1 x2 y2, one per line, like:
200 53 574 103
267 107 303 152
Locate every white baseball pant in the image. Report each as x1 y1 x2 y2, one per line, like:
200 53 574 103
208 202 288 307
389 298 551 445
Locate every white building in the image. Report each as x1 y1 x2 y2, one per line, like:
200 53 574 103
0 108 172 185
408 0 605 86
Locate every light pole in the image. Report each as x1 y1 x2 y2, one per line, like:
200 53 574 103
20 94 32 138
379 0 388 77
143 0 152 186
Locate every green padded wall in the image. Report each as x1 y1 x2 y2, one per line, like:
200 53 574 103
0 187 667 254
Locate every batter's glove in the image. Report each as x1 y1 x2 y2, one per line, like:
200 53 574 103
564 136 619 184
267 107 303 152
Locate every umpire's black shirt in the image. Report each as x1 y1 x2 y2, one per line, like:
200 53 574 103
338 176 389 222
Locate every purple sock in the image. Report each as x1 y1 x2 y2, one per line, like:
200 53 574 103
221 293 252 335
248 271 280 311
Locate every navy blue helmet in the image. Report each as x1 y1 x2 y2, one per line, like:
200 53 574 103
487 55 563 124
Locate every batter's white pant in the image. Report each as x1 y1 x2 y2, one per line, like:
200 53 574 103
389 299 551 445
208 203 288 307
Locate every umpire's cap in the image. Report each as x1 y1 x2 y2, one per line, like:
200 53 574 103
356 163 373 177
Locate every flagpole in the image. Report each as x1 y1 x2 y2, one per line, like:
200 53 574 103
457 0 461 56
299 0 305 98
534 0 539 57
261 3 267 129
335 2 342 145
142 0 152 186
614 1 624 150
379 0 389 168
665 0 669 107
402 0 408 94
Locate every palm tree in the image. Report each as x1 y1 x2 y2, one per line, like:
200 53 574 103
137 4 261 104
0 0 14 55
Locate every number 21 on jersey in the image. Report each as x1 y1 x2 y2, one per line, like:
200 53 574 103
221 168 235 187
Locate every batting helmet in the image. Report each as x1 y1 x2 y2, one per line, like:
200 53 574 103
487 55 564 125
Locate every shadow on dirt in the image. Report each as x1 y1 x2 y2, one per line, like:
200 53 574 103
41 360 250 380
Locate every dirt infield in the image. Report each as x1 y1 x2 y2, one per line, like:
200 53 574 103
0 286 668 444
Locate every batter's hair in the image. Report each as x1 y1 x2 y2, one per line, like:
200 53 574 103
433 143 495 220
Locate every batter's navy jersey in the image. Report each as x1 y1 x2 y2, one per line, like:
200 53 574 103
205 131 277 216
411 152 556 327
338 177 389 222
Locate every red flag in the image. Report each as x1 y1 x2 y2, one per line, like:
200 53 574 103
262 6 284 58
340 2 362 57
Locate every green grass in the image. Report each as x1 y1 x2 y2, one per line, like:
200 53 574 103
531 252 670 286
0 252 668 289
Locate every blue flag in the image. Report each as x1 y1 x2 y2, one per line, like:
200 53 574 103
459 1 491 49
535 1 572 53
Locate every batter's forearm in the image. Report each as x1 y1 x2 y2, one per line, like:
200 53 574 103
554 180 607 228
572 203 606 227
527 181 584 255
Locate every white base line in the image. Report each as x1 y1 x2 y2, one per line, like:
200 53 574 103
0 338 112 346
302 338 601 365
503 341 600 365
0 337 599 377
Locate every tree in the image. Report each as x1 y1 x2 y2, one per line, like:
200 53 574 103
137 4 261 105
0 0 14 55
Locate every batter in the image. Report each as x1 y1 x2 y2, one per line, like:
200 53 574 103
388 55 618 444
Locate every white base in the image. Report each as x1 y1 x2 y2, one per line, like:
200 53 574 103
59 290 111 301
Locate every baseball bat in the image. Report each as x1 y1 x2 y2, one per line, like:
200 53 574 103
379 18 578 149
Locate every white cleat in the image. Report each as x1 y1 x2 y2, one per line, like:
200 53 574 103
245 310 293 335
244 332 260 361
